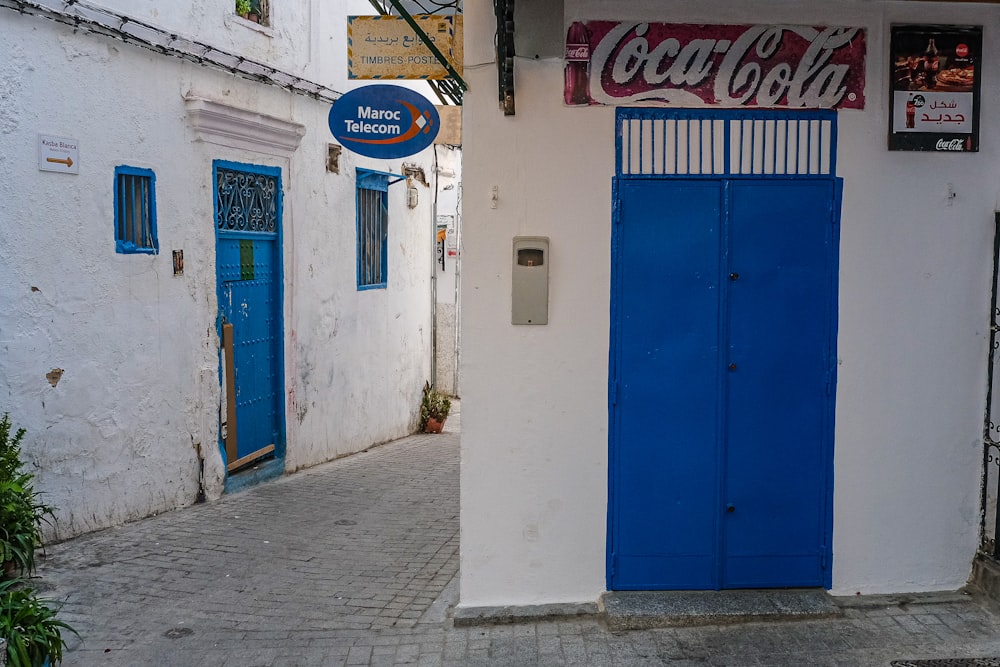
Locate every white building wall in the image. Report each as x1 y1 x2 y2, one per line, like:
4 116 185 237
434 144 462 397
460 0 1000 607
0 0 436 539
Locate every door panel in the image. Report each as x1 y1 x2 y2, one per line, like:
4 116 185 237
722 181 834 588
614 180 722 590
218 237 280 465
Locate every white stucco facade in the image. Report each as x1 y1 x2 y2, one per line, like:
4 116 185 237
460 0 999 607
1 0 440 539
434 143 462 397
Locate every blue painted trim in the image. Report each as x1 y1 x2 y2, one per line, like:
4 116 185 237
113 165 158 255
212 159 287 487
823 178 844 589
223 456 284 494
606 176 622 589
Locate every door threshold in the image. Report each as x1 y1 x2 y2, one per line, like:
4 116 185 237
224 455 284 495
600 589 840 631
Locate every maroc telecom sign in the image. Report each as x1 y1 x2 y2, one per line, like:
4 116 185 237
329 85 440 159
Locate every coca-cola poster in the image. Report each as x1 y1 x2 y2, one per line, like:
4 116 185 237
563 22 866 109
889 25 981 152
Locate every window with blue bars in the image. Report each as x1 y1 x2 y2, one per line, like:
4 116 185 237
114 166 158 254
356 169 389 289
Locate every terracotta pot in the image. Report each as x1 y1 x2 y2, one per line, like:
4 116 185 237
424 417 445 433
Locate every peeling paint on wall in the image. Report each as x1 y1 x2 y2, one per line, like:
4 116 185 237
45 369 64 387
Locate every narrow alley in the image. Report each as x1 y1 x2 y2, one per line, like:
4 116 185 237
28 404 1000 666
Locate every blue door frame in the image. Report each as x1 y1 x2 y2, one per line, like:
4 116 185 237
214 160 286 489
608 109 841 591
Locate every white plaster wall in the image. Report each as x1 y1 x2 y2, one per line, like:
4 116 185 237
434 145 462 396
1 1 435 539
460 0 999 606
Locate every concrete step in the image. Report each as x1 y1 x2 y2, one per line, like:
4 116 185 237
600 589 841 631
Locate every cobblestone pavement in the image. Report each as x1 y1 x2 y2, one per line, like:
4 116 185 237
32 403 1000 666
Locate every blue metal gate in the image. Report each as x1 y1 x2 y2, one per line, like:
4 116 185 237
609 109 841 590
214 161 284 474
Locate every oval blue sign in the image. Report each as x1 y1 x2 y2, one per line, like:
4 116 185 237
329 85 440 159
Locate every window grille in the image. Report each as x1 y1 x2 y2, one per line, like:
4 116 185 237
356 169 389 289
215 164 279 235
114 166 158 254
617 109 837 179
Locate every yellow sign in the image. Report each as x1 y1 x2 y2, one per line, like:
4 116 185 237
348 15 463 80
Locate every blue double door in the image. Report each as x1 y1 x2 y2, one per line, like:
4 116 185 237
610 178 839 590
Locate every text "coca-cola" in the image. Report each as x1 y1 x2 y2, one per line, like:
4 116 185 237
565 21 867 109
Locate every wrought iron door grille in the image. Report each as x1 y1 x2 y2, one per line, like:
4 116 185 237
215 167 279 235
618 109 837 179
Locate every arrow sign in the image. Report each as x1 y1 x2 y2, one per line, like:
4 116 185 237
38 134 80 174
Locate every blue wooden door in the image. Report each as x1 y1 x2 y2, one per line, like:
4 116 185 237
215 162 283 472
219 239 280 464
610 178 837 590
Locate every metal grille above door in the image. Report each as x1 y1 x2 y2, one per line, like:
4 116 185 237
618 109 837 179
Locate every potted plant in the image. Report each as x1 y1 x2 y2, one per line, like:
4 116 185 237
419 382 451 433
0 578 76 667
0 413 52 580
235 0 251 19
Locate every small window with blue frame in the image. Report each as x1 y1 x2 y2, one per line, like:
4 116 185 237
356 168 389 290
114 165 158 255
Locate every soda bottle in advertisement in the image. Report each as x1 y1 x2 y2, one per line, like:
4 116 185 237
924 38 940 89
905 94 916 129
564 21 591 106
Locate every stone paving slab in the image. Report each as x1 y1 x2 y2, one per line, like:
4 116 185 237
27 401 1000 665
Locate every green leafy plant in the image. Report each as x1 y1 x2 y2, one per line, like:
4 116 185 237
0 578 77 667
235 0 251 16
419 382 451 431
0 413 52 579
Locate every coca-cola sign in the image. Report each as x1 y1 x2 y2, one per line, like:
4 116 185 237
564 21 866 109
889 25 981 152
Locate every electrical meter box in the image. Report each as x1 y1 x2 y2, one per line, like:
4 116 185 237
512 236 549 325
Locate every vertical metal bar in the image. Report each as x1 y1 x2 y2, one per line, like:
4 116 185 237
985 212 1000 557
129 175 138 244
116 174 124 241
142 177 151 247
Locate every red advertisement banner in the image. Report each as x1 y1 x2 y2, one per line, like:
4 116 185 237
564 22 866 109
